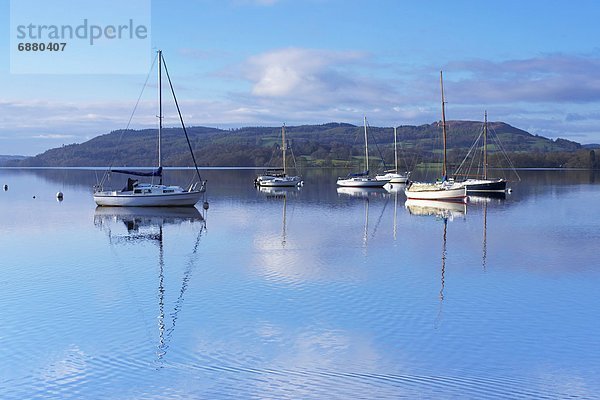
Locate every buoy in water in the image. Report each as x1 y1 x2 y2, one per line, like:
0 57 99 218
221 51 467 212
203 201 209 210
3 184 7 191
56 191 64 201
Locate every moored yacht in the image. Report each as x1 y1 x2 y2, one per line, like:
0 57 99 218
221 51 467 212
93 50 206 207
337 117 390 188
405 71 467 202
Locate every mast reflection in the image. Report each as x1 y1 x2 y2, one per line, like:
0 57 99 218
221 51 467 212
94 206 206 363
468 193 506 270
337 187 390 251
258 186 301 248
405 199 466 326
384 182 408 241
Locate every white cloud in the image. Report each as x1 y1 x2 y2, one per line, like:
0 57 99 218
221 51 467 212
244 47 369 99
32 134 76 139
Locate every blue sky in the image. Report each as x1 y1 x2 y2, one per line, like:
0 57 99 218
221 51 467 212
2 0 600 155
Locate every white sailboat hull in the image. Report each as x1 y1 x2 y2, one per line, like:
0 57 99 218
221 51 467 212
256 176 302 187
375 172 409 184
336 177 389 187
404 182 467 201
94 183 205 207
94 191 204 207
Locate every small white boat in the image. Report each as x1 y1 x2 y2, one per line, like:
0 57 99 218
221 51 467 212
255 124 303 187
404 180 467 201
337 174 389 187
256 170 303 187
257 176 303 187
94 180 205 207
94 50 206 207
376 171 410 184
337 117 390 188
375 126 410 183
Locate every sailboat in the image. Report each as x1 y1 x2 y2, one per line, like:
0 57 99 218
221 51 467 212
376 126 410 183
337 117 390 187
93 50 206 207
404 71 467 201
455 111 508 193
255 124 303 187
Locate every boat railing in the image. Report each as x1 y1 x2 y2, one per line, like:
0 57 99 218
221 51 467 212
188 180 207 193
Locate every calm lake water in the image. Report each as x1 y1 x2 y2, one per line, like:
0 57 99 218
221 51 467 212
1 168 599 399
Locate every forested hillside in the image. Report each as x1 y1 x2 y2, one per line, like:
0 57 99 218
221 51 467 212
5 121 598 169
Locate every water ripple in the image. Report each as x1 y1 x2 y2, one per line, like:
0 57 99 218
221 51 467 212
154 359 587 399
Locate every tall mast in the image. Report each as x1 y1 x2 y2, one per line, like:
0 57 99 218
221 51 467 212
282 123 287 175
394 126 398 172
483 110 488 179
364 116 369 173
440 71 447 180
158 50 163 184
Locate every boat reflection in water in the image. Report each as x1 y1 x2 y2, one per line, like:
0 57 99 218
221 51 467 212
336 186 388 198
405 199 466 327
258 185 301 198
337 186 390 251
380 182 407 241
384 182 406 194
469 191 507 201
93 206 206 363
94 206 206 237
257 186 301 247
468 192 506 270
404 199 466 220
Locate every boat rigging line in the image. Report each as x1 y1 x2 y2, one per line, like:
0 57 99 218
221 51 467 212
161 55 205 186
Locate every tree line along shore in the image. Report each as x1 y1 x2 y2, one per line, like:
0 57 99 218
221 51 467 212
3 122 599 170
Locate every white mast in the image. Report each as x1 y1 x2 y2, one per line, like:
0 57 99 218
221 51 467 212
364 116 369 173
158 50 163 184
483 111 488 180
394 126 398 172
440 71 447 180
282 123 286 175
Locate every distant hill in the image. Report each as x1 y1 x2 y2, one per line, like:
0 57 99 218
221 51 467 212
0 155 27 163
3 121 595 169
